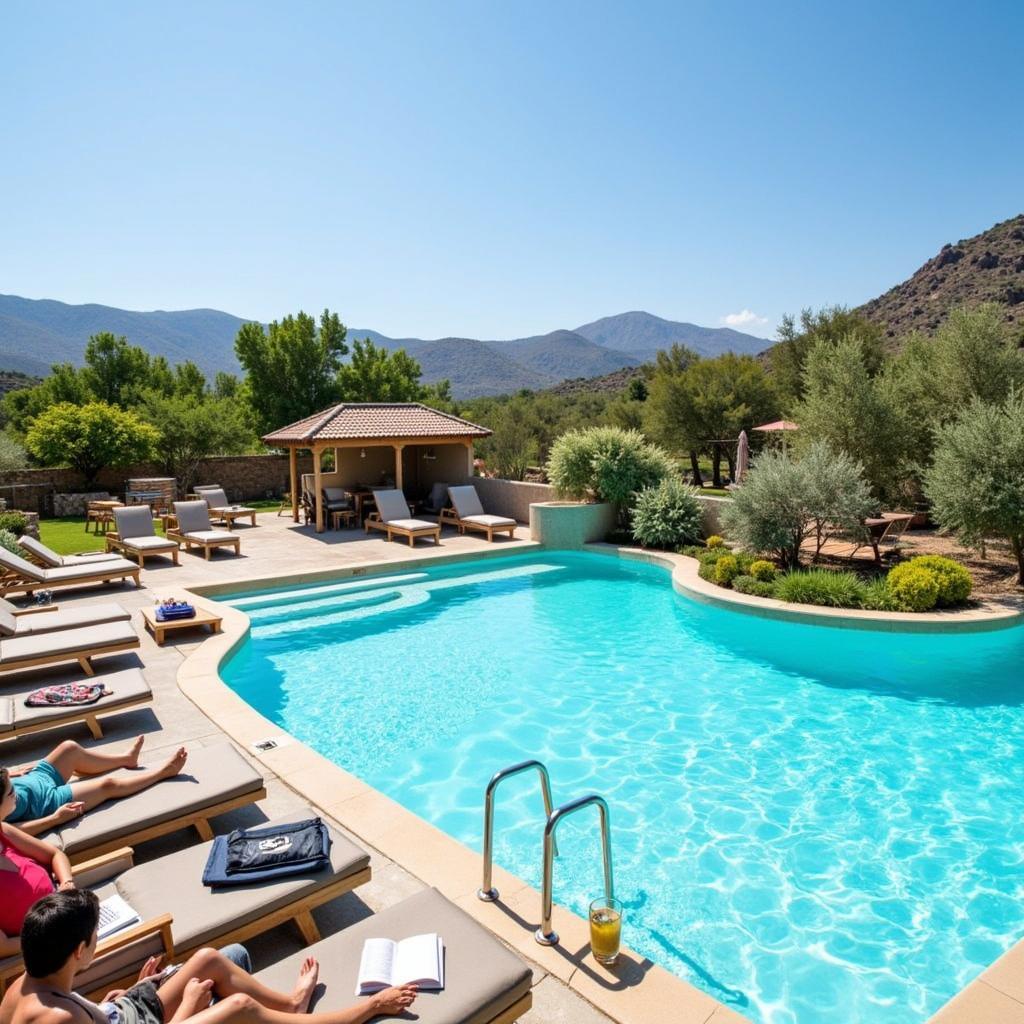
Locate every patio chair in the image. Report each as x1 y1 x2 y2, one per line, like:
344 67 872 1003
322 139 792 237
196 487 257 529
254 888 532 1024
365 489 441 547
443 485 518 542
0 596 130 636
18 535 124 569
421 481 451 516
0 808 372 999
0 548 141 598
0 667 151 743
38 741 266 861
104 506 181 567
0 617 139 678
166 501 241 560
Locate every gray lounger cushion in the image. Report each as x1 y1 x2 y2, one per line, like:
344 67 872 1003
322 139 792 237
114 808 369 950
119 535 179 552
448 486 516 528
0 620 138 666
173 500 215 534
255 887 532 1024
372 490 436 531
183 529 236 545
18 536 123 568
202 488 254 514
0 668 151 734
0 548 137 584
13 602 131 636
42 742 264 855
113 506 158 540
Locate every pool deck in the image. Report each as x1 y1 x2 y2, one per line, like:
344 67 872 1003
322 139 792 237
6 514 1018 1023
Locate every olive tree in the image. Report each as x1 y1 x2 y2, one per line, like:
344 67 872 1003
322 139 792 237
925 392 1024 583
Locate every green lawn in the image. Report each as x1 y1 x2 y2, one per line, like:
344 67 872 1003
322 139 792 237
38 499 282 555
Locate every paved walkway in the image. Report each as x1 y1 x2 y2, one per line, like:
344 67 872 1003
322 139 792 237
6 512 614 1024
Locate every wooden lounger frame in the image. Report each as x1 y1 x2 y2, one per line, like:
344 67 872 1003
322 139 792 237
439 507 517 542
104 531 181 567
0 635 140 678
2 689 151 743
165 528 241 560
364 512 441 547
0 563 141 598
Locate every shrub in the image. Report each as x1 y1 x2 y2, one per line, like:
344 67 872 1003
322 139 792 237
906 555 972 606
732 575 778 599
721 443 873 568
860 577 897 611
774 568 866 608
0 433 27 472
547 427 675 524
680 544 706 559
631 478 703 549
0 512 28 537
886 563 940 612
0 529 20 556
706 535 725 548
712 554 741 586
748 559 777 582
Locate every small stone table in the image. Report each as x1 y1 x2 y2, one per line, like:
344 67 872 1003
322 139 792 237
141 605 223 646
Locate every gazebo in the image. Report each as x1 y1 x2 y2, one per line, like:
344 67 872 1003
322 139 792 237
262 403 492 533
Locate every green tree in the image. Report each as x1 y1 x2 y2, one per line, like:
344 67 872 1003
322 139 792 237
337 338 432 402
769 306 886 408
25 402 158 488
173 361 207 400
213 372 241 399
81 333 153 406
0 433 27 471
795 336 911 502
140 392 252 494
479 400 539 480
2 363 91 436
235 309 348 434
925 392 1024 583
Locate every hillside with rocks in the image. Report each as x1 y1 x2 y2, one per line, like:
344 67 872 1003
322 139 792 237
857 214 1024 342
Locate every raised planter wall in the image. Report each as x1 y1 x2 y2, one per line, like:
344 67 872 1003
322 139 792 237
471 477 558 523
529 501 617 548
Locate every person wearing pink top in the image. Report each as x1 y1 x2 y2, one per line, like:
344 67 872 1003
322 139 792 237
0 766 74 958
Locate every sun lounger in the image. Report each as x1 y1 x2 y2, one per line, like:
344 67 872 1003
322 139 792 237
18 535 124 569
39 741 266 861
196 487 257 529
0 618 139 678
0 668 151 743
443 485 518 542
365 489 441 547
0 596 130 636
166 500 241 559
256 887 532 1024
0 548 140 598
103 506 181 567
0 807 372 998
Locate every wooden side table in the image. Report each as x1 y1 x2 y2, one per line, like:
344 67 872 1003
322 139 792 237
331 509 357 529
141 605 223 646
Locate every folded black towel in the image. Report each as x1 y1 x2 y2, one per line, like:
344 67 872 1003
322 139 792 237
225 818 330 875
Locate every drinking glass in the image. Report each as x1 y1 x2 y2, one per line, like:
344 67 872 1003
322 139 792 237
589 896 623 965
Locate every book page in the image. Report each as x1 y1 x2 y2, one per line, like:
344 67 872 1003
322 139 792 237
356 938 396 994
394 933 443 989
97 895 140 939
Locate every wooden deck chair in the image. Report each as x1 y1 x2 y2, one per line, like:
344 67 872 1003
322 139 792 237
166 501 240 559
364 489 440 546
442 485 518 542
0 548 140 597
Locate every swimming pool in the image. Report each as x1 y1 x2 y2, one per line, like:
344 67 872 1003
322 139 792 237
219 551 1024 1024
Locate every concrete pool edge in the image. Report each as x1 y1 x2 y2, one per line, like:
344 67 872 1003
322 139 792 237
176 548 748 1024
585 544 1024 634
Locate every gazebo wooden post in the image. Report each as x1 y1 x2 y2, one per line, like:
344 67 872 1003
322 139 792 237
289 446 299 523
313 444 324 533
393 443 405 492
464 440 474 479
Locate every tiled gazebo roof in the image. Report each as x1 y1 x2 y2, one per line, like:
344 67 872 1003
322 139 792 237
262 402 491 445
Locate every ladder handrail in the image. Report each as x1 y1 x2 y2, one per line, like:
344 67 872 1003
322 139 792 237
536 794 614 946
477 759 558 902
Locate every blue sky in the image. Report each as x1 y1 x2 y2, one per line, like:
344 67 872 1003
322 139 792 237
1 1 1021 341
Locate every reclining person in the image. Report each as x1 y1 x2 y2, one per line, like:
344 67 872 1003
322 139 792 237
6 738 187 836
0 890 418 1024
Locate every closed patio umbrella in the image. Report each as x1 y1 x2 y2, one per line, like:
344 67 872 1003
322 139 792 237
735 429 750 483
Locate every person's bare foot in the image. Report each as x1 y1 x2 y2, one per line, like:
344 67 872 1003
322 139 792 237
157 747 188 779
291 957 319 1013
124 736 144 768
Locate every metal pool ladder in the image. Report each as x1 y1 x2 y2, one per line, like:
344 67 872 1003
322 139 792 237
477 760 615 948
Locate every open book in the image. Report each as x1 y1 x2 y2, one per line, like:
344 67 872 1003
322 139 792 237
356 933 444 995
98 894 140 939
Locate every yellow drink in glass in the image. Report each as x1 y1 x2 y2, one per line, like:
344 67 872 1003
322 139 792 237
589 897 623 965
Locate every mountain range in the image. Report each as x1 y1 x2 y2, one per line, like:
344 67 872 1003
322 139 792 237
0 295 770 398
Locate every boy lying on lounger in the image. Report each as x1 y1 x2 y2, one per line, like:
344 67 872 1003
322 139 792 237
0 890 417 1024
5 738 186 836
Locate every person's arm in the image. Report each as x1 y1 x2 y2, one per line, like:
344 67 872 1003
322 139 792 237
0 821 73 886
0 927 20 959
13 801 86 837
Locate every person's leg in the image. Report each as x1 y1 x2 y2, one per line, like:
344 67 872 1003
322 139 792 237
44 736 145 781
68 747 187 811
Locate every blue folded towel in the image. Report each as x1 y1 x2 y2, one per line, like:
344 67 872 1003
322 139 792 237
156 603 195 622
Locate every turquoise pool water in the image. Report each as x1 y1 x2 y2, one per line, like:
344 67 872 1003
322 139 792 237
220 552 1024 1024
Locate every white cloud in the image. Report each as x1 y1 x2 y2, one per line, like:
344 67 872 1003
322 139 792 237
720 309 769 331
